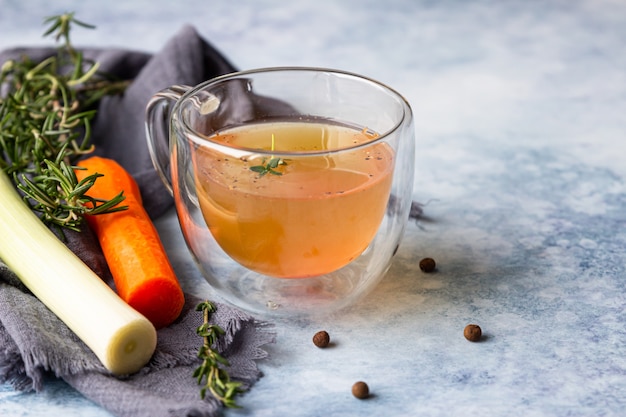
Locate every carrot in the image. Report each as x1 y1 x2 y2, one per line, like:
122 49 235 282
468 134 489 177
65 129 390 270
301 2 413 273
75 156 184 329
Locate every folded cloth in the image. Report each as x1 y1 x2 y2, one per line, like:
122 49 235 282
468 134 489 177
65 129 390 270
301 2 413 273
0 26 275 417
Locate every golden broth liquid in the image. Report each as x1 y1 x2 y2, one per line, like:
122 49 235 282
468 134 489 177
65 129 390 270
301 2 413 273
194 120 394 278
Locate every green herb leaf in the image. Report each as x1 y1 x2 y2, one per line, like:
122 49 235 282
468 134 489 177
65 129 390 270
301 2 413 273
250 157 286 177
0 13 129 230
248 133 287 177
194 300 243 408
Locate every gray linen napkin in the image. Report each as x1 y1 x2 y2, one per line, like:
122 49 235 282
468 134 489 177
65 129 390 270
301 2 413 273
0 26 275 417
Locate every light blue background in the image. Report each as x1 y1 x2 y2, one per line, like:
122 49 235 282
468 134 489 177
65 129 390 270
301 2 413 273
1 0 625 416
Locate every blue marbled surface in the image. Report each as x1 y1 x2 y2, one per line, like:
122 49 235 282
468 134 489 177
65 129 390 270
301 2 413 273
1 0 626 416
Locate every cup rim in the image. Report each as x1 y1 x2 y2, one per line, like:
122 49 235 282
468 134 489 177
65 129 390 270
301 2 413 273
176 66 412 157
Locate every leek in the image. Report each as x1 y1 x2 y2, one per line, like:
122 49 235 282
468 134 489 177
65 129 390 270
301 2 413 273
0 169 157 375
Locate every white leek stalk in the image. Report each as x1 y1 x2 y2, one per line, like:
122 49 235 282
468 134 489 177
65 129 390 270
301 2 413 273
0 169 157 375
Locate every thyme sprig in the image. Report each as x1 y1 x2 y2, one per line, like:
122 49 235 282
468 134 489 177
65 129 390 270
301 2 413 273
250 156 287 177
0 13 129 231
193 300 243 408
250 134 287 176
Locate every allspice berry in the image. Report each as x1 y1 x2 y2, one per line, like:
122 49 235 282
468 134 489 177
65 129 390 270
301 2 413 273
464 324 482 342
312 330 330 348
419 257 436 272
352 381 369 399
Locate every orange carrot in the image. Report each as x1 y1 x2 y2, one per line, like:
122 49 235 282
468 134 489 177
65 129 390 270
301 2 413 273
75 156 184 329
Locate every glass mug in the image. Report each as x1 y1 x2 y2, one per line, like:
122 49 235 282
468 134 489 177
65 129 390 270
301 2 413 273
145 67 415 316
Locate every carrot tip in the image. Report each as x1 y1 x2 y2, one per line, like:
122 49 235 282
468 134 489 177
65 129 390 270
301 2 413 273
126 278 185 329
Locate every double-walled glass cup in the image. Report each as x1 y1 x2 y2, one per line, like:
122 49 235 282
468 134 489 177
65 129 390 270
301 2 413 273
146 67 415 317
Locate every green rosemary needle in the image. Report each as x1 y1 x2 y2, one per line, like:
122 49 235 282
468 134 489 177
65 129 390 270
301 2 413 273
0 13 129 231
193 300 243 408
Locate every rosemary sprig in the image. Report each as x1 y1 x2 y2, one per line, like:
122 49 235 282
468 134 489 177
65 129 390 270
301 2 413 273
0 13 129 231
250 133 287 176
193 300 243 408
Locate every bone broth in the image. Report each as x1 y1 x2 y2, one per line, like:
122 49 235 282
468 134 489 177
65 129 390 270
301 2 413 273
194 120 394 278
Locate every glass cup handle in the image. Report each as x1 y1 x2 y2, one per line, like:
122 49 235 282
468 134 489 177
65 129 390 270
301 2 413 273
145 85 191 195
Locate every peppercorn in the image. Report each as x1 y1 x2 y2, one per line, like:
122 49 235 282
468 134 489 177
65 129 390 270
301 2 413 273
312 330 330 348
419 257 436 272
464 324 482 342
352 381 369 399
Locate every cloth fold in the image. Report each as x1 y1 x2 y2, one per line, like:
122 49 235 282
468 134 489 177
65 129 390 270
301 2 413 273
0 26 274 417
